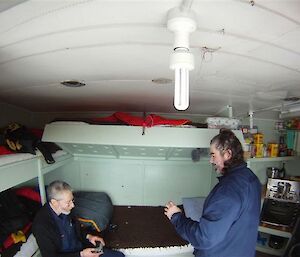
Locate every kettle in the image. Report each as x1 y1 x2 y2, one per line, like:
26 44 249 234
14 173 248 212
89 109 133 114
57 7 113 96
266 167 285 179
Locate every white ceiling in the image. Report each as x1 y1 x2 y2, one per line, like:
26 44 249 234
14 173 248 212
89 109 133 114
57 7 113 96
0 0 300 119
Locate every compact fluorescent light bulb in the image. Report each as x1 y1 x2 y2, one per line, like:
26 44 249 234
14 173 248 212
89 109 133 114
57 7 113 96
174 67 189 110
167 7 197 111
170 50 194 111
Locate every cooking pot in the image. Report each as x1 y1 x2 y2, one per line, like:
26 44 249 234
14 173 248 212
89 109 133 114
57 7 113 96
266 167 284 179
268 235 285 249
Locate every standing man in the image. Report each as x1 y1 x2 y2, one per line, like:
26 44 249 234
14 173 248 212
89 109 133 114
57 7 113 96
32 180 124 257
164 129 261 257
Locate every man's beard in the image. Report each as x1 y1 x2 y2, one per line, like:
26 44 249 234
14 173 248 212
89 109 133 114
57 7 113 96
61 209 71 215
213 165 223 176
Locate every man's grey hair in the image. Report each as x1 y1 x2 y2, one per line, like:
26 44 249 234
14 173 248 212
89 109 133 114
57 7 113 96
47 180 72 201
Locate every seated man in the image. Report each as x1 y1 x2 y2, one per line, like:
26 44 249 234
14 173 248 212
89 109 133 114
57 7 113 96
32 180 124 257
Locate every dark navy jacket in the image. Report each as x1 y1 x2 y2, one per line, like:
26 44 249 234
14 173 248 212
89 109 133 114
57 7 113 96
171 163 261 257
32 203 85 257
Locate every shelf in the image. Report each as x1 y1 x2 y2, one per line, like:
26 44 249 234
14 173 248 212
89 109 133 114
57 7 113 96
256 230 289 256
247 156 299 163
256 244 285 256
258 225 292 238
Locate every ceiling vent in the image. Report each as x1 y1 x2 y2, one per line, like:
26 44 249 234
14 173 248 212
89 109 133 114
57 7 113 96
60 80 86 87
151 78 172 84
283 96 300 102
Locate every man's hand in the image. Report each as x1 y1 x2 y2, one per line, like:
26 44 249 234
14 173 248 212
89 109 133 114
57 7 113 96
80 248 102 257
86 234 105 246
164 201 182 220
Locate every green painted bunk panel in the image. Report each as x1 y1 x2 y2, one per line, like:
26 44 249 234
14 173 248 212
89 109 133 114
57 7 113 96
42 123 245 158
0 157 39 192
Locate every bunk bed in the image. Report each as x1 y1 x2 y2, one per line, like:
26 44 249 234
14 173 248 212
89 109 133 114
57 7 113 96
41 121 245 257
0 150 72 257
0 150 72 203
42 121 245 160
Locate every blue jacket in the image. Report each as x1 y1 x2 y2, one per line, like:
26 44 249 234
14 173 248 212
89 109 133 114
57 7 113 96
171 163 261 257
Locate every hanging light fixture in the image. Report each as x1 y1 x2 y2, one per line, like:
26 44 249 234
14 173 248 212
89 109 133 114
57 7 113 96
167 7 197 110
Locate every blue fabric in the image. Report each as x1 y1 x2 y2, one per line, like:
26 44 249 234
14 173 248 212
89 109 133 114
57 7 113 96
183 197 206 221
48 204 82 253
102 248 125 257
171 163 261 257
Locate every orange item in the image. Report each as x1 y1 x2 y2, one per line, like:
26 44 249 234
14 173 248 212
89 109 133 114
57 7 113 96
11 231 26 243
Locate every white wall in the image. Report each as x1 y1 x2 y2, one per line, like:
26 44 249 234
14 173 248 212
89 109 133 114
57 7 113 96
240 117 280 144
4 104 298 206
45 158 213 206
0 102 33 127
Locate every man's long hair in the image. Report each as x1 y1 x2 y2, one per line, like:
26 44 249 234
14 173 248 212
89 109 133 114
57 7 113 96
210 128 244 173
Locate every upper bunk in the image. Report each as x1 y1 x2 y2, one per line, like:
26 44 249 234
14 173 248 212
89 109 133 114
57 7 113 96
42 121 245 160
0 150 72 194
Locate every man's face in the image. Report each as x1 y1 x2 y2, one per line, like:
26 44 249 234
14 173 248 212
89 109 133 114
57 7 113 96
55 190 75 215
210 143 231 174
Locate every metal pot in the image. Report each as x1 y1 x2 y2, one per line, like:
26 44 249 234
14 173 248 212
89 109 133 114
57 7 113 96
266 167 284 178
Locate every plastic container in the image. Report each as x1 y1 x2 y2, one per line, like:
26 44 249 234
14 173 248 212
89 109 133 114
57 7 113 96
206 117 240 130
254 143 264 158
253 133 264 144
268 143 279 157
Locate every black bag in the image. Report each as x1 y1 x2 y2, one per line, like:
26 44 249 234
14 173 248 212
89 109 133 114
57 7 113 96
0 189 29 246
3 123 56 164
72 192 113 232
4 123 38 154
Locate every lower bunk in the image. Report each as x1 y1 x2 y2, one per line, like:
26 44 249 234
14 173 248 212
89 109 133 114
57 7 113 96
103 206 193 257
2 203 271 257
3 206 193 257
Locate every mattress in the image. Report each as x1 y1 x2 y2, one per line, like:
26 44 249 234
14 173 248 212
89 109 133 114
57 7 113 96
103 206 193 256
0 153 37 166
0 150 66 167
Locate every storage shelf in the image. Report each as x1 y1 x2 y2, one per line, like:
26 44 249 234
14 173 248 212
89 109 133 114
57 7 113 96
247 156 299 163
256 244 285 256
256 229 289 256
258 225 292 238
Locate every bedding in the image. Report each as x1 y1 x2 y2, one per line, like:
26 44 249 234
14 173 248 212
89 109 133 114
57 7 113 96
0 153 37 166
13 234 38 257
0 187 41 256
54 112 192 127
0 150 66 167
